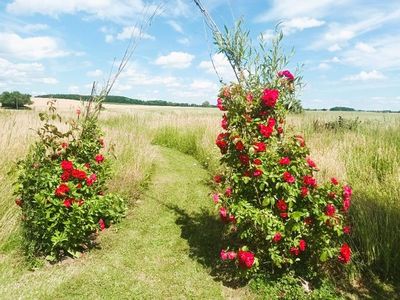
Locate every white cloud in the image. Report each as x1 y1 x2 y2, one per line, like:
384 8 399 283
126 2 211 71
40 77 58 84
256 0 349 22
317 62 330 70
198 53 236 82
312 8 400 50
261 29 275 41
86 69 103 77
343 36 400 70
190 79 218 90
343 70 386 81
116 26 154 41
68 85 80 93
0 57 57 86
282 17 325 35
6 0 158 22
155 51 194 69
0 32 68 60
167 20 183 34
354 42 376 53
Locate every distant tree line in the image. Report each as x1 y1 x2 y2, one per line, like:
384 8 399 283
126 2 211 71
305 106 400 113
38 94 216 108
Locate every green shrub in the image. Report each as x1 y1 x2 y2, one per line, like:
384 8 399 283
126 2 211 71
210 23 352 281
0 91 32 109
14 101 126 261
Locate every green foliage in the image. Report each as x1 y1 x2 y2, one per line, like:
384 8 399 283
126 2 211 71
0 91 32 109
14 101 126 260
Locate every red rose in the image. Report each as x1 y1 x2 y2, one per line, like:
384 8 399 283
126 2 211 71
99 219 106 231
216 133 228 153
325 203 336 217
253 158 262 165
15 198 23 207
300 186 309 197
343 185 352 199
331 177 339 185
72 169 87 180
276 199 287 211
246 93 253 102
238 250 255 269
61 171 71 182
306 157 318 170
61 142 68 149
273 232 282 243
221 115 228 130
278 70 295 81
303 175 317 188
217 98 226 111
261 89 279 108
220 249 237 261
268 118 276 127
239 154 250 165
86 173 97 186
225 187 232 197
343 226 351 234
61 160 73 172
283 171 295 183
243 170 251 177
343 198 351 212
213 175 223 184
235 141 244 151
254 142 266 152
338 243 351 264
259 124 273 138
290 247 300 256
84 163 91 169
212 193 220 204
299 239 306 252
55 184 70 198
277 126 284 134
280 212 288 219
63 198 72 208
95 154 105 164
279 157 291 165
253 169 263 177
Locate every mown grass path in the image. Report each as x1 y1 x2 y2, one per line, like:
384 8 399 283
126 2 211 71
0 147 254 299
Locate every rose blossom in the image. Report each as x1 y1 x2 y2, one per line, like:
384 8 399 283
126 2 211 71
99 219 106 231
279 157 291 166
325 203 336 217
273 232 282 243
338 243 351 264
278 70 295 81
300 186 309 197
238 250 255 269
212 193 219 203
299 239 307 252
261 89 279 108
254 142 266 152
276 199 287 211
283 171 295 183
95 154 105 163
253 169 263 177
303 175 317 188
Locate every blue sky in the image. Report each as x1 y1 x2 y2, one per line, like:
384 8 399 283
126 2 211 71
0 0 399 110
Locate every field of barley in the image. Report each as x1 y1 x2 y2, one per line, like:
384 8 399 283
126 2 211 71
0 98 399 298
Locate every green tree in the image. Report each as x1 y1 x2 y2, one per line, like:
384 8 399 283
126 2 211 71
0 91 32 109
202 101 210 107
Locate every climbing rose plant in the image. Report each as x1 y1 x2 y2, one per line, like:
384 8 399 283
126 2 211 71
15 101 126 260
212 71 352 276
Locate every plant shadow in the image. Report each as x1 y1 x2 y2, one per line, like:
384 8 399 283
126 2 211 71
165 203 248 288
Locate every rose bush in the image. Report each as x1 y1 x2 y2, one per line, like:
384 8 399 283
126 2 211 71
212 73 352 277
15 101 126 260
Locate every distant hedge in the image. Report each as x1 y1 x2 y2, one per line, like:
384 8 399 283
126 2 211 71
0 91 32 109
38 94 214 108
330 106 355 111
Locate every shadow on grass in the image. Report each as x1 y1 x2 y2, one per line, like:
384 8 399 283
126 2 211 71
165 203 248 288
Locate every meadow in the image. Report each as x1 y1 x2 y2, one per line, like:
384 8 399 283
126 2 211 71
0 98 399 298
